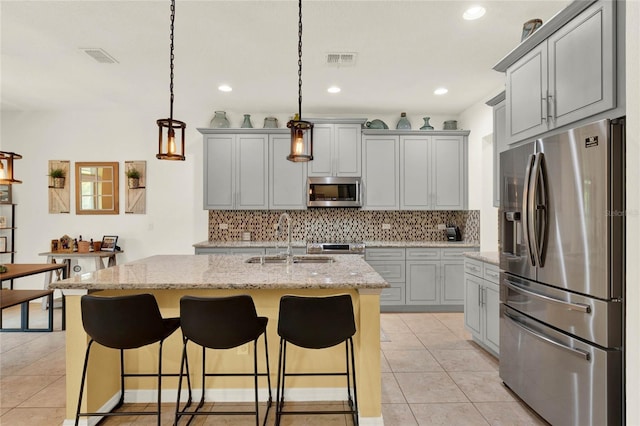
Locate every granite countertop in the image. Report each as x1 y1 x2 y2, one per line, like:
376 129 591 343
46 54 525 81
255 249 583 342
193 240 307 248
193 240 480 249
463 251 499 266
49 254 389 291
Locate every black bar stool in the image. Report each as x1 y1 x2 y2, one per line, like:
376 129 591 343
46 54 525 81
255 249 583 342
75 293 191 426
176 295 272 426
275 294 359 425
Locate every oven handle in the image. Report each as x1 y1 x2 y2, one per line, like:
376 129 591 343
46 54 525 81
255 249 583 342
504 311 591 361
504 279 591 313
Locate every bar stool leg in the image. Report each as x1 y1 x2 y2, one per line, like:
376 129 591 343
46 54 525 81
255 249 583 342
75 340 95 426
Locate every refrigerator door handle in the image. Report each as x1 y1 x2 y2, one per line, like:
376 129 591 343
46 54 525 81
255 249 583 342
504 311 591 361
530 152 548 267
522 154 536 266
504 279 592 313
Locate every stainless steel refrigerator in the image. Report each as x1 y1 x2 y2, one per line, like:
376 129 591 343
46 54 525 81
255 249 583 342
499 118 625 425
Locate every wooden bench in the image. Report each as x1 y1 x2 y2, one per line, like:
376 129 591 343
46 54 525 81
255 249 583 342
0 289 55 332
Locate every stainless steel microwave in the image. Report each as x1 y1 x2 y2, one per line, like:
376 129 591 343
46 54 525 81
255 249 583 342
307 177 362 208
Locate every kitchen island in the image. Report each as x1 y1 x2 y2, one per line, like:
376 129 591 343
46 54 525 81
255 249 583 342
50 254 389 424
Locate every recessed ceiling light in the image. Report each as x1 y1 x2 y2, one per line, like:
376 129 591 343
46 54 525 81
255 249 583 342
327 86 341 94
218 85 232 92
463 6 486 20
434 87 449 95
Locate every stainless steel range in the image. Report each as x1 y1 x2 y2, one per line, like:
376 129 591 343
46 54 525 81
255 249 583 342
306 242 365 255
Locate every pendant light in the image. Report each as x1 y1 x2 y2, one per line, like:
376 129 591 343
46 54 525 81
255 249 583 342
156 0 186 161
0 151 22 184
286 0 313 162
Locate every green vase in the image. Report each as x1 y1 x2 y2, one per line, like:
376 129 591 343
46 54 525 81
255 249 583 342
241 114 253 128
420 117 434 130
396 112 411 130
210 111 230 128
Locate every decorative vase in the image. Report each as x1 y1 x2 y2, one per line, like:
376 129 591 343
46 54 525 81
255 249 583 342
128 177 140 189
420 117 434 130
210 111 230 128
443 120 458 130
264 117 278 128
365 119 389 129
52 177 65 189
396 112 411 130
241 114 253 128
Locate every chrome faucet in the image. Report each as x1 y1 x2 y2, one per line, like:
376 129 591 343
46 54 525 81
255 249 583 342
275 212 292 260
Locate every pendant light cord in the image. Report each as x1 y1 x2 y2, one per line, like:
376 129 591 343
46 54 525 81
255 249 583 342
297 0 303 119
169 0 175 122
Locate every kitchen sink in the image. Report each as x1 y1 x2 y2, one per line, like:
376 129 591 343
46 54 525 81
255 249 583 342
245 255 334 264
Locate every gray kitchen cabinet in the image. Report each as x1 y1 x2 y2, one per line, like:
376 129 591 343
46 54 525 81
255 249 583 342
362 135 400 210
269 134 307 210
307 119 365 177
405 247 469 306
406 259 439 305
504 0 615 144
365 248 406 305
203 133 269 210
431 135 467 210
367 246 477 311
486 91 507 208
464 257 500 357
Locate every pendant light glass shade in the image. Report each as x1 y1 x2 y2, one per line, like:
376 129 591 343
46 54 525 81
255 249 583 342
287 119 313 162
286 0 313 162
0 151 22 184
156 119 186 160
156 0 186 161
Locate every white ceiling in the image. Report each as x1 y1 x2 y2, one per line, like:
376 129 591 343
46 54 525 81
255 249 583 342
1 0 569 116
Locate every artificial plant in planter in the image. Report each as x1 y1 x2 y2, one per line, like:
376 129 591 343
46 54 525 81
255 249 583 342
49 168 66 188
126 168 141 189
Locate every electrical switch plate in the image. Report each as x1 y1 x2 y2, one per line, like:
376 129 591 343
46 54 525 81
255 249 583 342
437 224 446 230
219 223 229 230
382 223 391 230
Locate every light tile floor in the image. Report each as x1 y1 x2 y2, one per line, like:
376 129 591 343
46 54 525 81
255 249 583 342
0 305 548 425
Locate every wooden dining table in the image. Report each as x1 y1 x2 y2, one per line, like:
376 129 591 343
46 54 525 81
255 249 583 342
0 263 67 331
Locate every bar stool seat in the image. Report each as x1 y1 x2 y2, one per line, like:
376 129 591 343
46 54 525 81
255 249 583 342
176 295 272 426
275 294 359 425
75 293 191 426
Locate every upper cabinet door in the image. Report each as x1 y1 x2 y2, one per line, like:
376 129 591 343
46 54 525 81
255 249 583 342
334 123 362 177
236 135 269 210
506 43 549 144
269 134 307 210
362 135 399 210
548 0 615 128
432 135 467 210
400 135 430 210
307 124 333 177
204 135 235 210
308 122 362 177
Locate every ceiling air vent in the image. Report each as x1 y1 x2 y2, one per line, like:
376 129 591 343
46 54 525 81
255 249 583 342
326 52 357 67
81 48 119 64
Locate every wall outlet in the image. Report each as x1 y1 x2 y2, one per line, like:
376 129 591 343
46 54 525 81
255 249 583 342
382 223 391 230
437 223 446 230
219 223 229 230
237 343 249 355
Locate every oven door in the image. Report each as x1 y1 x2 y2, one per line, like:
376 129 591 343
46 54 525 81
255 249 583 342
500 305 622 426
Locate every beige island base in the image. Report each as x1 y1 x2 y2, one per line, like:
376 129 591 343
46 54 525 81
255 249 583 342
51 254 389 425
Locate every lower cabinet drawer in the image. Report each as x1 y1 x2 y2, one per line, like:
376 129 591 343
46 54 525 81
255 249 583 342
367 260 405 283
380 285 404 304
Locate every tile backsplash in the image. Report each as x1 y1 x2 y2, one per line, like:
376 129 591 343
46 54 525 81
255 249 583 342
208 210 479 243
